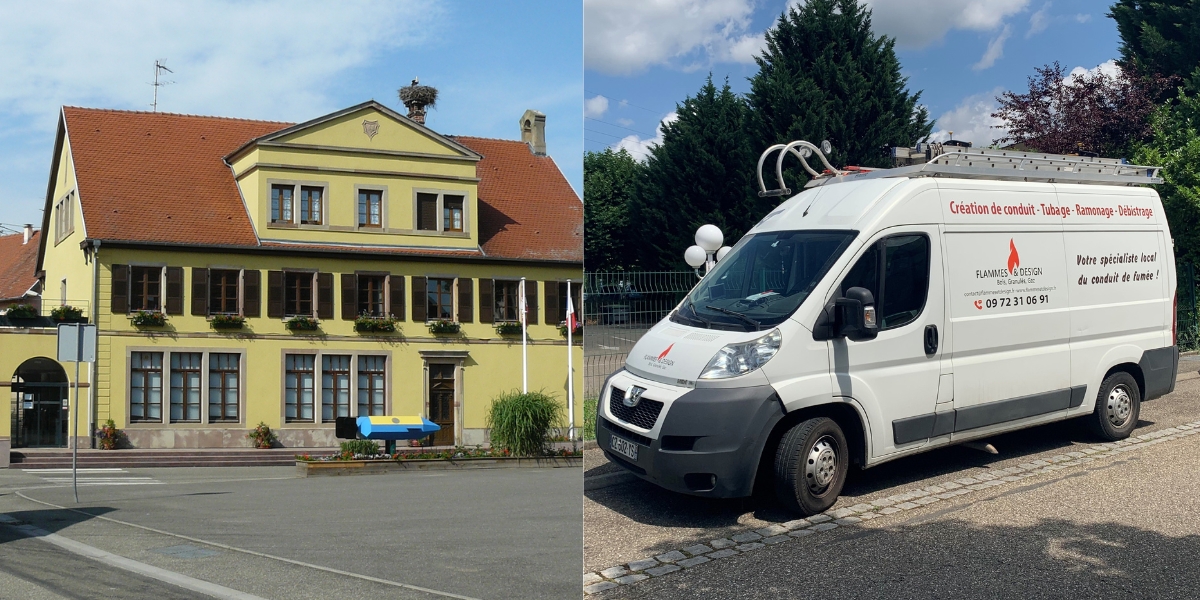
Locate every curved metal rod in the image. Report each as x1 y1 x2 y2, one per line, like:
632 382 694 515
756 143 790 196
777 141 842 188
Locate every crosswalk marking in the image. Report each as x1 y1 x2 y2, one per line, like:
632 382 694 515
23 468 162 486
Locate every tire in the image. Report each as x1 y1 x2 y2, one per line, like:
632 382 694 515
1087 371 1141 441
774 417 849 515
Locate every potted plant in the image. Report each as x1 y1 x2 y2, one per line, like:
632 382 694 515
96 418 123 450
131 311 167 327
247 422 279 449
355 313 398 333
210 313 246 330
427 319 460 334
558 320 583 338
6 303 38 319
285 315 319 331
51 305 85 322
494 321 523 336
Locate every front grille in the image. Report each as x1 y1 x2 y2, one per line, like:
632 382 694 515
608 386 664 430
600 416 653 446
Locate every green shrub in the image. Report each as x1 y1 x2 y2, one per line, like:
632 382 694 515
583 397 598 441
7 304 38 318
339 439 381 456
486 389 564 456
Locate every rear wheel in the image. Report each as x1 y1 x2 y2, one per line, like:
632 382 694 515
774 417 848 515
1087 372 1141 441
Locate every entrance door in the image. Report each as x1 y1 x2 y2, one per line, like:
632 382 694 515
428 364 456 446
11 357 70 448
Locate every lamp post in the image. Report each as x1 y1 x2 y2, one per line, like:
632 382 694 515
685 224 733 278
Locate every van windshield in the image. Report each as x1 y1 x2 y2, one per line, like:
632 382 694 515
676 230 856 331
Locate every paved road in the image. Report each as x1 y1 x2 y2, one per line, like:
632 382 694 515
585 359 1200 597
0 465 581 600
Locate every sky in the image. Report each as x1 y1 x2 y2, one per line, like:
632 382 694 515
0 0 583 233
584 0 1123 162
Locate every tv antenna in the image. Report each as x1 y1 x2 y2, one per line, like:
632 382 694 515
151 60 174 112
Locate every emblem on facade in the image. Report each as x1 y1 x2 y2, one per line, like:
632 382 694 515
623 386 647 408
362 120 380 140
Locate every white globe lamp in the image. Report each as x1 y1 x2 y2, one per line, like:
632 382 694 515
716 246 732 262
695 224 723 253
684 245 707 269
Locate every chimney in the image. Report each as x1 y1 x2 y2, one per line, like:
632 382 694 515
398 79 438 126
23 224 32 245
520 109 546 155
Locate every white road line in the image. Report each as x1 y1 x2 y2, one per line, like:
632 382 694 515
24 468 127 473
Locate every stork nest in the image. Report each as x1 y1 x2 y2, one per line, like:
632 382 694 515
399 85 438 108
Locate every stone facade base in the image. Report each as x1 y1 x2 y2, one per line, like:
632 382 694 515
0 437 9 468
296 455 582 477
122 428 338 449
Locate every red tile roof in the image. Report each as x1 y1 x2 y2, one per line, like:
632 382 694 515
0 230 40 301
55 107 581 263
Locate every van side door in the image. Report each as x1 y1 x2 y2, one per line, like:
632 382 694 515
828 226 946 458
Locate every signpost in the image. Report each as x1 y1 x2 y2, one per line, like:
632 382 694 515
57 323 96 503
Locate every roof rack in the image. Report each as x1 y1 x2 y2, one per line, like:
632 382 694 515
756 142 1163 196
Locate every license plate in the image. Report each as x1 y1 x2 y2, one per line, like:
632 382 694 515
609 434 639 462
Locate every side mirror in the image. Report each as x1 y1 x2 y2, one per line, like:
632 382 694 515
834 287 878 341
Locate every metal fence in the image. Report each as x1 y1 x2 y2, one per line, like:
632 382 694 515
1178 262 1198 352
583 271 697 398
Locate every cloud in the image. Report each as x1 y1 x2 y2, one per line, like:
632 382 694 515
584 0 757 75
616 118 634 127
585 95 610 118
973 24 1011 70
1075 13 1091 23
927 87 1006 148
1027 2 1050 38
1068 59 1120 80
860 0 1029 48
613 112 678 160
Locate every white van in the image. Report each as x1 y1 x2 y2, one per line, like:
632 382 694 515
596 144 1179 515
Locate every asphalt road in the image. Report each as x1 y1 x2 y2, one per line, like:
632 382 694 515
0 465 581 600
585 358 1200 597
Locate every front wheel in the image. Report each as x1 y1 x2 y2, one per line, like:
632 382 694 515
1086 371 1141 441
774 417 848 515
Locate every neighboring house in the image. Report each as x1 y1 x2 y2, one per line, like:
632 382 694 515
0 100 582 462
0 226 42 312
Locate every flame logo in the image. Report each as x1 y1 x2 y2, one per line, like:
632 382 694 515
658 344 675 361
1007 239 1020 274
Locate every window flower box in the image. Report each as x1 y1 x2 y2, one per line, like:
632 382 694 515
558 321 583 338
210 314 246 330
494 321 523 336
131 311 167 327
51 305 85 322
6 303 38 319
426 319 460 334
355 314 398 333
286 315 320 331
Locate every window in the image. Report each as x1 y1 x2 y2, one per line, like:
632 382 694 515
495 280 520 321
322 355 352 420
357 356 386 416
209 269 240 315
55 192 74 243
130 352 163 423
443 196 464 232
840 234 930 330
427 278 454 320
285 354 315 423
557 281 581 325
299 186 323 225
417 193 438 231
271 184 294 223
130 266 163 312
208 353 240 422
169 353 202 422
358 189 383 227
285 272 314 317
358 275 386 317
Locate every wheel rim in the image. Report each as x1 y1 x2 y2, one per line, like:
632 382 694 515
805 435 838 494
1106 384 1134 428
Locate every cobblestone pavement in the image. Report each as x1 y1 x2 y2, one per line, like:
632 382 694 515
585 364 1200 596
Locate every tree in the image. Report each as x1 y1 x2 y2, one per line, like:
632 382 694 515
1110 0 1200 90
1133 90 1200 266
992 62 1160 158
748 0 932 187
583 148 642 271
633 76 760 271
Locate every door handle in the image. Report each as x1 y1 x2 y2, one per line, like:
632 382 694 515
924 324 939 355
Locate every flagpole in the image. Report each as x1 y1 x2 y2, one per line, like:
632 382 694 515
521 277 528 393
566 279 574 441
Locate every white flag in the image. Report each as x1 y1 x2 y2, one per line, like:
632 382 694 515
518 279 527 326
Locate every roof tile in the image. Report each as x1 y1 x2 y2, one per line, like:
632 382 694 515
0 230 40 301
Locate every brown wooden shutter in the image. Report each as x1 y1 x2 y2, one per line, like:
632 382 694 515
389 275 406 321
110 264 129 314
545 281 560 325
478 279 494 323
525 280 538 325
411 276 427 322
317 272 334 319
243 270 261 317
191 268 209 316
417 193 438 231
457 278 473 323
341 274 357 320
267 271 283 318
165 267 184 315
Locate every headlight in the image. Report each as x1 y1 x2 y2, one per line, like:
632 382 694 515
699 329 782 379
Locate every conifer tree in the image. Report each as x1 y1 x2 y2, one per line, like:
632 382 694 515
584 148 642 272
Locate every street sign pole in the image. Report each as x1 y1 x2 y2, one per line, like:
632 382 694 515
73 360 80 503
58 323 96 505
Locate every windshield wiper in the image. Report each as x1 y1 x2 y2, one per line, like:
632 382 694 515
705 305 761 331
686 299 712 328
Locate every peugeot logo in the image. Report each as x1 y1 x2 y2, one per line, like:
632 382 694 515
623 386 647 408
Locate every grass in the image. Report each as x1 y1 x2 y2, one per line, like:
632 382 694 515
486 390 564 456
583 397 597 441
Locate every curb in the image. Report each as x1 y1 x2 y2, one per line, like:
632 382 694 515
297 456 581 477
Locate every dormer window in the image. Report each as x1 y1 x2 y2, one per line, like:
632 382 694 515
415 190 468 234
271 185 293 223
299 186 323 225
271 182 326 226
358 189 383 228
444 196 464 232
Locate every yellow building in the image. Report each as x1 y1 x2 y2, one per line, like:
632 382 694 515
1 100 582 464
